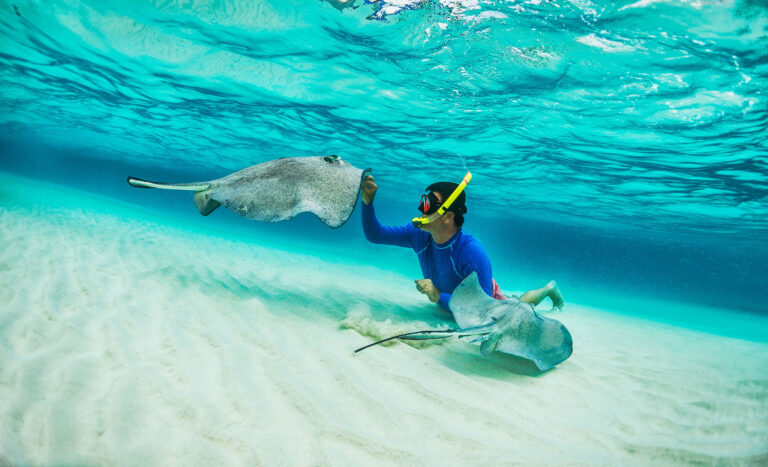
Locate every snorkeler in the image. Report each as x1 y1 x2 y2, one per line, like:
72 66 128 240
360 174 564 312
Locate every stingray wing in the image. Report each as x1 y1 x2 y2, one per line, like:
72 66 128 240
449 272 508 328
210 155 370 228
492 311 573 371
450 272 574 371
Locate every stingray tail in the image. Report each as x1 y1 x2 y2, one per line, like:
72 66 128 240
354 329 458 353
127 177 221 216
126 177 210 191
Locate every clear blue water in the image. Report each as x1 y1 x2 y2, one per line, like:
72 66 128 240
1 0 766 315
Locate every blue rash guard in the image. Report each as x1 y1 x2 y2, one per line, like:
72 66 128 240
362 203 494 311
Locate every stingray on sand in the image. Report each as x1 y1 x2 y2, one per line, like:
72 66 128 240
356 272 574 371
127 155 371 228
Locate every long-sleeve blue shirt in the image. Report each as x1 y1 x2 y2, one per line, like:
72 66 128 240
362 203 494 311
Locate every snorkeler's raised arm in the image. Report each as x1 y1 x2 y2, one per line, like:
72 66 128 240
361 203 414 247
361 175 415 247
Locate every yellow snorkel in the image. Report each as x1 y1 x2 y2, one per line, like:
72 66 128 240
412 171 472 228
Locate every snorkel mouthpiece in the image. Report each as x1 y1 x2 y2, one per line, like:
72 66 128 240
412 171 472 228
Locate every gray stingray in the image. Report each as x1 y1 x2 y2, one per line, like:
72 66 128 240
127 155 371 228
355 272 573 371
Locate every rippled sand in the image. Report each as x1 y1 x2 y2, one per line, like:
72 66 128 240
1 172 766 465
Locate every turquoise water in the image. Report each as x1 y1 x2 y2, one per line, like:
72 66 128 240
2 3 768 463
1 0 767 315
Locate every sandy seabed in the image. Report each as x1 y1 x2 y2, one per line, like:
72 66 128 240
1 172 766 466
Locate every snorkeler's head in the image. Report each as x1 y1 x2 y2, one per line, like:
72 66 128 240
417 181 467 227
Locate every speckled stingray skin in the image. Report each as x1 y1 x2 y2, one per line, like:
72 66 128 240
357 273 573 371
128 155 371 228
447 272 573 371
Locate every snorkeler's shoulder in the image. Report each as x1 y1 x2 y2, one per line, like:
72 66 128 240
456 231 492 262
457 230 485 249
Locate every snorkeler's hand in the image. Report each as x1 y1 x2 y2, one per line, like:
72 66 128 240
415 279 440 303
361 175 377 205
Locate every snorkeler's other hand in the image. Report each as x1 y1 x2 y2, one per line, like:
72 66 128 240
361 175 378 205
415 278 440 303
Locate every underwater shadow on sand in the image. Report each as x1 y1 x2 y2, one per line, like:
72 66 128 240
427 341 551 378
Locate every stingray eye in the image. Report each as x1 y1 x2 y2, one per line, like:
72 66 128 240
323 155 341 164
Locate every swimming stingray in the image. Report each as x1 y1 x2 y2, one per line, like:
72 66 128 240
127 155 371 228
355 272 573 371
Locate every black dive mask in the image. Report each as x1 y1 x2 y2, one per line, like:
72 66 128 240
417 191 442 215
